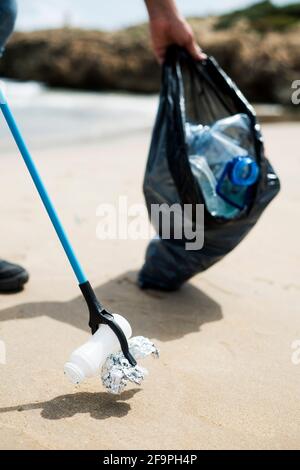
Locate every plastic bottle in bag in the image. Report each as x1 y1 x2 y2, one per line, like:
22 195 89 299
188 154 240 218
186 114 259 216
213 113 256 156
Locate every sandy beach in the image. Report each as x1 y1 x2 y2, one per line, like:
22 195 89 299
0 109 299 449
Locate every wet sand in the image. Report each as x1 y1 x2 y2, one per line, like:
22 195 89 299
0 123 299 450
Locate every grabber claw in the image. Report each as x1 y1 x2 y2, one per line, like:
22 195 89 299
80 281 137 366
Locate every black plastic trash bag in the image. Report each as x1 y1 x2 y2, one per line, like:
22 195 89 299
138 46 280 291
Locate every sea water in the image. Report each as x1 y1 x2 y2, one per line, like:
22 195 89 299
0 79 158 154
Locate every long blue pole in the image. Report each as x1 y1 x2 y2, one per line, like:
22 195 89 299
0 92 88 285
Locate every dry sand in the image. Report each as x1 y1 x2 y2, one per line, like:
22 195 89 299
0 123 299 450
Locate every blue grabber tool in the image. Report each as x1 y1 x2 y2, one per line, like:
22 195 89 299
0 83 137 368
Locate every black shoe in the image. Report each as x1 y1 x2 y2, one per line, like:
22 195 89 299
0 260 29 293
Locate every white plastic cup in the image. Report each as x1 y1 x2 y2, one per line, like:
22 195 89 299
64 314 132 384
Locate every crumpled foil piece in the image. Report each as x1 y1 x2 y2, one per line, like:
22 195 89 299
101 336 159 395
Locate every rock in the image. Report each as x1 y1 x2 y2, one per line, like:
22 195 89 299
0 21 299 105
0 27 161 93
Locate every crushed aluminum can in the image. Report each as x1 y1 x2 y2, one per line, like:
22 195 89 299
101 336 159 395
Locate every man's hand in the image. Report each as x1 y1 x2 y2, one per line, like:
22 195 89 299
145 0 205 64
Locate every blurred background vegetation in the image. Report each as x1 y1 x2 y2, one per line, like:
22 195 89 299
216 0 300 31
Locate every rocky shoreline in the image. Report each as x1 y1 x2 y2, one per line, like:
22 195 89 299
0 18 299 105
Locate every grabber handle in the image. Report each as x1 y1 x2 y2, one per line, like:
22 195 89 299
0 83 87 285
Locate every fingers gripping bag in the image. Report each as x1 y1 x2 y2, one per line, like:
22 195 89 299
138 46 280 291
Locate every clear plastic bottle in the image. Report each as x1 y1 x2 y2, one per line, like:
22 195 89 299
186 114 258 218
213 113 256 157
188 154 239 219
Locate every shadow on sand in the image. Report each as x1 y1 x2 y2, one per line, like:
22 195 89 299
0 390 141 421
0 270 222 419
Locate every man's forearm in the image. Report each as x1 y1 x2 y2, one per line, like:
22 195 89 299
145 0 181 20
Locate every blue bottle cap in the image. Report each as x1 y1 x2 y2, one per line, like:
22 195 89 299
230 157 259 187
